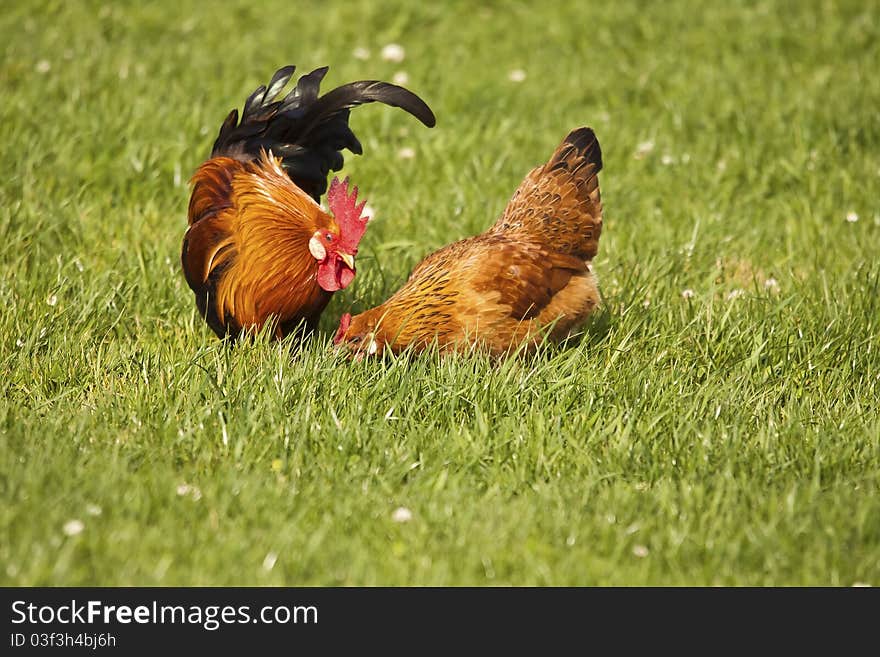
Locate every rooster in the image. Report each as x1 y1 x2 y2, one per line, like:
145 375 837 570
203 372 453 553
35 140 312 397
181 65 435 339
334 127 603 357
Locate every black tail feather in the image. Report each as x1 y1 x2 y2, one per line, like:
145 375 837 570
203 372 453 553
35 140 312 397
210 65 436 201
549 128 603 175
298 80 436 134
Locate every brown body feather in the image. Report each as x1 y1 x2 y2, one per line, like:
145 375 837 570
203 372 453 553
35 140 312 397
183 152 336 338
338 127 603 356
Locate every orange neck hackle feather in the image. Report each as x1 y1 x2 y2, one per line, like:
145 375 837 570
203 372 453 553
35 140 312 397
185 151 339 336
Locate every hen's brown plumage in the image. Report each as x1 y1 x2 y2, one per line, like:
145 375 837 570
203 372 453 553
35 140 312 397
335 128 603 356
181 65 435 339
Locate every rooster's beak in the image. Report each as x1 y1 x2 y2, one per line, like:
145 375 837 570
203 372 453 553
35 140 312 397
339 252 355 270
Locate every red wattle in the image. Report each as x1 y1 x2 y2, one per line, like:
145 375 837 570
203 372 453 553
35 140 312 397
339 264 355 288
317 260 341 292
316 256 356 292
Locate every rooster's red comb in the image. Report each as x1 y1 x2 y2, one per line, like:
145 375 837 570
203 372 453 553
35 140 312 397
328 177 369 252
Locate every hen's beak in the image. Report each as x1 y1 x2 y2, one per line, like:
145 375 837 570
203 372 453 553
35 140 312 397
339 252 355 270
336 331 379 362
354 334 379 361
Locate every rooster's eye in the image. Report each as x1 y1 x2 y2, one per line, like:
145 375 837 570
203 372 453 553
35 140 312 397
325 233 334 242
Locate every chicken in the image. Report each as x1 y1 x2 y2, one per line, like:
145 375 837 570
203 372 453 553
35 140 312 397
333 127 603 357
181 65 435 339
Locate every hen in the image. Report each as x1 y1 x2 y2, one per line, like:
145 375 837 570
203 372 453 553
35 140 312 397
334 127 603 357
181 65 435 339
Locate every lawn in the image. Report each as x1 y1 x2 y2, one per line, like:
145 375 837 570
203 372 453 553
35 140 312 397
1 0 878 585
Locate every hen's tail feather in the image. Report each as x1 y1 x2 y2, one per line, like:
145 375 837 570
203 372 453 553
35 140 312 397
548 128 603 179
211 65 436 201
493 127 603 260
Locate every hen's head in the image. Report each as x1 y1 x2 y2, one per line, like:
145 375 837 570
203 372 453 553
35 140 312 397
333 311 386 357
309 177 370 292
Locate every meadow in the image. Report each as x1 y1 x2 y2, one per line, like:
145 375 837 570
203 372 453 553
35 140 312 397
1 0 878 585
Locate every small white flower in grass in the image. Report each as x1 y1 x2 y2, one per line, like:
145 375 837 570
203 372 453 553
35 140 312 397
642 299 651 308
661 154 674 166
725 289 745 301
63 520 84 536
508 69 526 82
632 544 649 558
716 159 727 172
381 43 405 63
845 211 859 223
391 506 413 523
362 203 376 221
764 277 779 291
352 47 370 61
681 288 695 299
16 338 25 348
35 60 51 74
85 504 102 516
397 146 415 160
262 551 278 572
74 258 84 272
46 293 57 307
634 140 655 160
176 483 202 501
392 71 409 85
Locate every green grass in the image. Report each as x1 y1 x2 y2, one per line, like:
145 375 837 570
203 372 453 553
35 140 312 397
1 0 879 585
